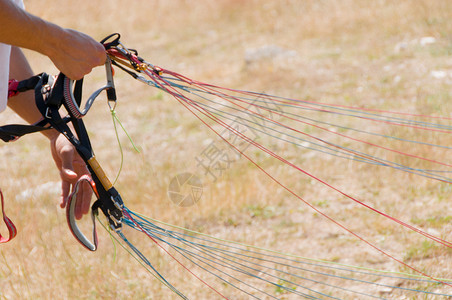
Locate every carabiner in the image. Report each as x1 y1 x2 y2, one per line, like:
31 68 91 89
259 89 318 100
66 175 98 251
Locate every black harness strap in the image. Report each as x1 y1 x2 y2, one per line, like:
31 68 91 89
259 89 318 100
1 74 52 142
0 122 50 142
8 75 41 98
1 64 124 249
35 71 124 232
16 75 41 93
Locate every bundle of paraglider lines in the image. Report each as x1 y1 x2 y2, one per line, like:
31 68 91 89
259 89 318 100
1 33 451 299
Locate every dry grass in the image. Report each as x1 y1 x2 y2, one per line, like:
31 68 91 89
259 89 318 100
1 0 452 299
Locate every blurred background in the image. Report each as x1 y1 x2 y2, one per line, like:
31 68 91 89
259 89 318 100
0 0 451 298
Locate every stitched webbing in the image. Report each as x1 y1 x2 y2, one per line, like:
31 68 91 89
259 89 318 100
0 189 17 243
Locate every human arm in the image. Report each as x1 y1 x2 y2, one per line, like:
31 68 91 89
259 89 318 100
1 0 106 219
0 0 106 219
8 47 92 219
0 0 105 80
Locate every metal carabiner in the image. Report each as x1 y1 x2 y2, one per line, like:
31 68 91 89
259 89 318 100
66 175 99 251
66 141 125 251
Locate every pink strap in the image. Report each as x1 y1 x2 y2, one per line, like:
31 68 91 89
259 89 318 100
0 189 17 244
8 79 19 99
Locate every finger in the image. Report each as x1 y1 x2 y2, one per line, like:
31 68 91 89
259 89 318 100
81 181 93 216
60 180 71 208
76 181 93 220
59 145 78 181
74 166 92 220
75 185 84 220
66 66 93 81
75 181 87 219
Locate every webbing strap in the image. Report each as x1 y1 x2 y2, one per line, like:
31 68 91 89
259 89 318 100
8 75 41 99
1 74 51 142
0 189 17 243
8 80 19 98
0 122 50 142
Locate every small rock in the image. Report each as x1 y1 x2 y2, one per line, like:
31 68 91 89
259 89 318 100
420 36 436 46
245 45 297 65
378 287 393 295
431 70 447 79
394 42 408 53
426 228 440 236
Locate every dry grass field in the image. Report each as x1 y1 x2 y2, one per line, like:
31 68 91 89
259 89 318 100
1 0 452 299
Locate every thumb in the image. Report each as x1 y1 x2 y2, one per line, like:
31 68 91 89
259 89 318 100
59 145 78 181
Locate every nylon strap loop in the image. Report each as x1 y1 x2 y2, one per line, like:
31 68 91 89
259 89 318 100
8 75 42 99
0 189 17 244
7 80 19 98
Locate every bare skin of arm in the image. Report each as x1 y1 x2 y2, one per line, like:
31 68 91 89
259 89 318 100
0 0 105 80
2 0 106 219
8 47 92 219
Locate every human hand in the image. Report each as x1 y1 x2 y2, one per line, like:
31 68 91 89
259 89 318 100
50 133 93 220
46 29 106 80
